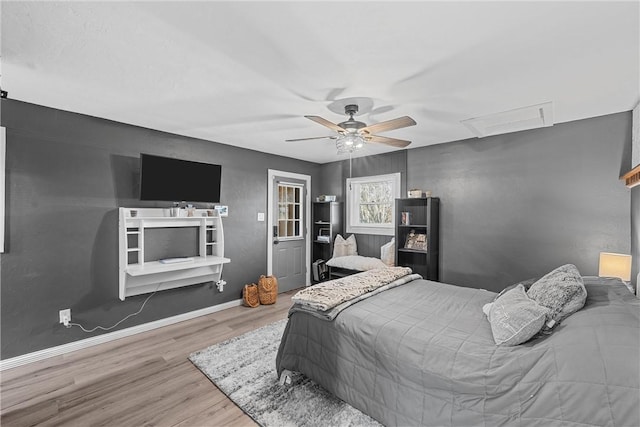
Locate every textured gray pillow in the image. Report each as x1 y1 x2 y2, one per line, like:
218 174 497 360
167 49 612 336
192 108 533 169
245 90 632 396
488 284 550 346
527 264 587 326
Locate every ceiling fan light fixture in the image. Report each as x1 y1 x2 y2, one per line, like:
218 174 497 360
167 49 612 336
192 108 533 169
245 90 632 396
291 103 416 155
336 134 366 154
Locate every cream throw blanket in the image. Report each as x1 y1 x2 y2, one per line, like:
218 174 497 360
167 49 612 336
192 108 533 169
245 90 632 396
292 267 413 312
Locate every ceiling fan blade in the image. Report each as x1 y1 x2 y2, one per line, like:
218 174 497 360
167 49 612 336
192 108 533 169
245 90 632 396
285 136 337 142
366 135 412 148
360 116 416 134
305 115 347 132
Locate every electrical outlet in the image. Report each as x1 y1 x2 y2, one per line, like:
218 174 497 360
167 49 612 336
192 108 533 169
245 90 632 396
59 309 71 327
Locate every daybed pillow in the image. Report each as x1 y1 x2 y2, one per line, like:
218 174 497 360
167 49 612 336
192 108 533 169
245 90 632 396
326 255 388 271
380 238 395 266
488 284 550 346
527 264 587 326
333 234 357 257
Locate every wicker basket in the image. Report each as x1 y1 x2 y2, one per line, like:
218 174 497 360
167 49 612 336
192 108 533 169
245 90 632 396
258 275 278 305
243 283 260 308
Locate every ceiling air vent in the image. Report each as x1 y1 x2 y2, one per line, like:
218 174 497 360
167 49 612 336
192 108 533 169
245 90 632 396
461 101 553 138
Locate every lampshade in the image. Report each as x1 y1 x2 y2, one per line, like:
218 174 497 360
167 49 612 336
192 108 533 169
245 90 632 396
598 252 632 281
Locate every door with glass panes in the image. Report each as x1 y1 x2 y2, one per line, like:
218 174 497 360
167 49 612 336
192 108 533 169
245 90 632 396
272 178 306 291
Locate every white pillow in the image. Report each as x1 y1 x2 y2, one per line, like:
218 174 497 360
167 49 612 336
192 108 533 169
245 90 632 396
326 255 388 271
333 234 357 257
380 238 395 266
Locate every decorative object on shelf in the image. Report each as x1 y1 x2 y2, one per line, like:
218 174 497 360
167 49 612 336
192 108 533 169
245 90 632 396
424 190 432 197
243 283 260 308
258 275 278 305
317 195 337 202
401 212 411 225
130 210 138 217
317 228 331 242
214 205 229 217
170 202 180 217
404 229 427 251
408 189 422 198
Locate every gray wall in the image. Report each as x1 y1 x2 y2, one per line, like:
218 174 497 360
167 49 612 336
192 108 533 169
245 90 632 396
318 113 632 292
1 100 633 360
1 99 321 359
407 113 632 291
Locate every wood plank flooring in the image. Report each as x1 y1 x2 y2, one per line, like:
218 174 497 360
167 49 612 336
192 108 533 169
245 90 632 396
1 290 297 426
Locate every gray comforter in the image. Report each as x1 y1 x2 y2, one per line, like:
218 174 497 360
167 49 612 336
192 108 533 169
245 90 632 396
276 277 640 426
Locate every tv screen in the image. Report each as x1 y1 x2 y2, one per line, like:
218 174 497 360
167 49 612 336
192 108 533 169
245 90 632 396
139 154 221 203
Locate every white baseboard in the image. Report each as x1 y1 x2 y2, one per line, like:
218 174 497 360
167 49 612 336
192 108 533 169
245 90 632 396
0 299 243 371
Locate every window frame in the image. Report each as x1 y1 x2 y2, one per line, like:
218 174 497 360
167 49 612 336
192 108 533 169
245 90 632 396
276 182 304 241
345 172 401 236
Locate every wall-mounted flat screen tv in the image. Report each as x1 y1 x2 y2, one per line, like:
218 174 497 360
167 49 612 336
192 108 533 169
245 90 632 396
139 153 222 203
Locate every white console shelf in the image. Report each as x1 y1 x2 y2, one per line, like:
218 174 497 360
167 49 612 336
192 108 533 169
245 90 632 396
118 207 230 300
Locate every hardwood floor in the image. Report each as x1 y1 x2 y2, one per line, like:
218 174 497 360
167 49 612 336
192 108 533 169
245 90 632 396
0 290 297 426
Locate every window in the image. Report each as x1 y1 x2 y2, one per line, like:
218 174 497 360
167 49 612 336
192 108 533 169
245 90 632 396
346 173 401 236
277 183 303 239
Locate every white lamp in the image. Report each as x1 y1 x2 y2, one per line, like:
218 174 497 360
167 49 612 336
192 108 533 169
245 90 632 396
598 252 632 281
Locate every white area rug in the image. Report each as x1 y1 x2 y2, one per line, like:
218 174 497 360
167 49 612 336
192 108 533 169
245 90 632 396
189 319 380 427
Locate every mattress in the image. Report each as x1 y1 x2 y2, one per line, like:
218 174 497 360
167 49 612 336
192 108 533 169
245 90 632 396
276 277 640 426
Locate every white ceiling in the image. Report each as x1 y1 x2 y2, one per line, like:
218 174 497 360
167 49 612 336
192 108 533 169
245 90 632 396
2 1 639 164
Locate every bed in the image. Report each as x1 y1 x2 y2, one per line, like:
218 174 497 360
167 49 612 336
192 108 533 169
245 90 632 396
276 269 640 426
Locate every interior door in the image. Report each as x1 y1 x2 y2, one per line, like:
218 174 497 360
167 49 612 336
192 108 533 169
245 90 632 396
272 178 307 292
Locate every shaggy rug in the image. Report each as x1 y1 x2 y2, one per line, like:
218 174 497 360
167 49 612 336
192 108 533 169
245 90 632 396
189 319 381 427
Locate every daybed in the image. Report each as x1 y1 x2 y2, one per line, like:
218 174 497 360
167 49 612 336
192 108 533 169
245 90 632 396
276 267 640 426
325 234 395 280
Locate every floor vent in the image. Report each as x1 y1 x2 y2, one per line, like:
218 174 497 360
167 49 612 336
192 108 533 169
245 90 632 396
461 101 553 138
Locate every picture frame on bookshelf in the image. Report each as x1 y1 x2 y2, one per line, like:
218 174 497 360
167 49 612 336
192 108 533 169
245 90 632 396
404 229 427 251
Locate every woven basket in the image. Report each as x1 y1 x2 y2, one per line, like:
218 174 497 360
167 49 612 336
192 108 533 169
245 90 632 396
258 275 278 305
243 283 260 308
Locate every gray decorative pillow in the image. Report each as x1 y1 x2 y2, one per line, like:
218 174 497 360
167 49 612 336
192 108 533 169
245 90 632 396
526 264 587 325
488 284 550 346
493 277 539 302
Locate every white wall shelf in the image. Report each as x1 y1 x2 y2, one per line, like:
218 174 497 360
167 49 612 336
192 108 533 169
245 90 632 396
118 207 230 300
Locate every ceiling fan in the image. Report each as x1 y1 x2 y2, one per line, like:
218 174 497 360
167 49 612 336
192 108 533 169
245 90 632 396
286 104 416 153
